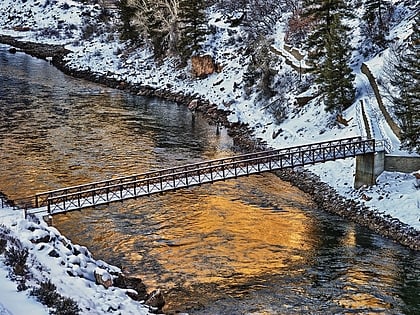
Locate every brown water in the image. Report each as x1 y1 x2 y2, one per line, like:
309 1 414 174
0 45 419 314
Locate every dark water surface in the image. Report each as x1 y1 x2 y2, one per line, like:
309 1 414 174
0 45 419 314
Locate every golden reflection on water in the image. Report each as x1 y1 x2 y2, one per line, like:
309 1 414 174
53 173 318 311
327 225 400 312
152 196 307 282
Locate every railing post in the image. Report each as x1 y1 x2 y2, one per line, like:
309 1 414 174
353 139 357 156
301 149 304 165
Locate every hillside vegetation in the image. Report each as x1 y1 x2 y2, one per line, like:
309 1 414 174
0 0 418 153
115 0 419 153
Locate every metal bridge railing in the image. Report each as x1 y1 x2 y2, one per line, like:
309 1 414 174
24 136 376 216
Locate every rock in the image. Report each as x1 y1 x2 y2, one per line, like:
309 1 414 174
191 55 219 78
145 289 165 311
30 229 51 244
94 267 113 289
48 249 60 258
361 193 372 201
188 99 199 111
413 170 420 188
113 274 148 301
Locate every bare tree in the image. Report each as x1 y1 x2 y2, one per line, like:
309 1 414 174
215 0 283 35
132 0 180 55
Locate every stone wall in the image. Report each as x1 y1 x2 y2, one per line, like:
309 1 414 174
360 63 401 139
385 155 420 173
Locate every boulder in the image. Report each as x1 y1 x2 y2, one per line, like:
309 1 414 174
113 274 148 301
413 170 420 188
191 55 219 78
145 289 165 311
94 267 113 289
188 99 199 111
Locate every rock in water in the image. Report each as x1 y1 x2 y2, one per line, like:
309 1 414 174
145 289 165 311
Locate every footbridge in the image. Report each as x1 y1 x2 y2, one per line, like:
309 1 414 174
23 137 382 217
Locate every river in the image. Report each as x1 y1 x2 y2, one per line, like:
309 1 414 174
0 44 419 314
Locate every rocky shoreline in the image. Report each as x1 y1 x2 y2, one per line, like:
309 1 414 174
1 36 418 253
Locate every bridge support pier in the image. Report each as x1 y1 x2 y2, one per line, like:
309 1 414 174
354 152 385 189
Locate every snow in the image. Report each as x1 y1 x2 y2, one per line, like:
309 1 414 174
0 261 48 315
0 206 153 315
0 0 419 313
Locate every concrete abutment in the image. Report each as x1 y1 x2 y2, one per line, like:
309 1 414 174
354 151 385 188
355 152 420 188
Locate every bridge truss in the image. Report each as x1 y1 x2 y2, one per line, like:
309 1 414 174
26 137 376 216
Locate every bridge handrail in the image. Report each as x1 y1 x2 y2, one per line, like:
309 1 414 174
35 136 363 196
42 152 300 201
34 136 367 203
37 137 374 207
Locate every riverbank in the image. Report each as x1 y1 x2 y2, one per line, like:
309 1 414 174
1 36 419 253
0 34 266 153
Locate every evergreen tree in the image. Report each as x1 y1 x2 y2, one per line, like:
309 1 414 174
389 18 420 153
321 15 355 112
361 0 393 52
303 0 355 113
117 0 140 41
178 0 209 61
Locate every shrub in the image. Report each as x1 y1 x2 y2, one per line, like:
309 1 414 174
52 297 81 315
31 280 60 308
0 239 6 254
31 281 81 314
5 246 29 277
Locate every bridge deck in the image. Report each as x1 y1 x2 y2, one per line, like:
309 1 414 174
24 137 377 216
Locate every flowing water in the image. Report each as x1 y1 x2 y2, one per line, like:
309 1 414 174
0 45 419 314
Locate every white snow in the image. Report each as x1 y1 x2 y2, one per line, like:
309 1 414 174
0 260 48 315
0 206 153 315
0 0 419 313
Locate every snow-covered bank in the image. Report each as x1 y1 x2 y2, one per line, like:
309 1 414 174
0 203 159 315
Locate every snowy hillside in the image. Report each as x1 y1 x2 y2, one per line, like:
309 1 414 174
0 0 419 313
0 206 155 314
